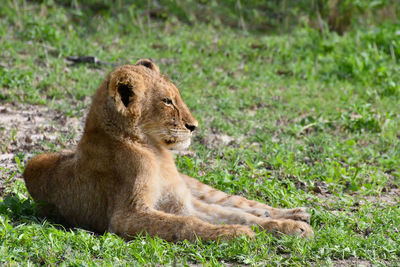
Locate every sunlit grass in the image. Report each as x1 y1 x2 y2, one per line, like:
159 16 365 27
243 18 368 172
0 0 399 265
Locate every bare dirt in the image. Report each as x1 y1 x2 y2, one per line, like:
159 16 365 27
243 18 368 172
330 257 388 267
0 102 85 195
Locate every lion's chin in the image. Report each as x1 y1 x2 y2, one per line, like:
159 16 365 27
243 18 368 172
163 138 191 151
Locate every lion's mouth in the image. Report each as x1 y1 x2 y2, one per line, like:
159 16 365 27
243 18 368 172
164 139 175 145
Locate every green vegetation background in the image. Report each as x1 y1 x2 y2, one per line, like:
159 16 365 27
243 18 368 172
0 0 399 265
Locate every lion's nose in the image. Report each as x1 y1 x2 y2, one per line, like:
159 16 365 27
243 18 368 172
185 123 197 132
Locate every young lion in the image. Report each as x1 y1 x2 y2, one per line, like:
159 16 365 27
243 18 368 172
23 59 313 241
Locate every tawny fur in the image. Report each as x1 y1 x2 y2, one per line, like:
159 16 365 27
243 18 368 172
23 59 313 241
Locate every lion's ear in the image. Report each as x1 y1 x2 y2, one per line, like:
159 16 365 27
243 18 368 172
117 83 133 107
135 59 160 73
109 68 145 109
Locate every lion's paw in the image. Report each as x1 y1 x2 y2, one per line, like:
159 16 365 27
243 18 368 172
278 219 314 238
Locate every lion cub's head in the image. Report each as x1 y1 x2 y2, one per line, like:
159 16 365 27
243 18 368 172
98 59 198 150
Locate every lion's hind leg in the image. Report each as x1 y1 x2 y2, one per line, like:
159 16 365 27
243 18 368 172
181 173 311 223
23 152 74 218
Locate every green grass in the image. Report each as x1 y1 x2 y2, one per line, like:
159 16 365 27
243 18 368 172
1 0 400 265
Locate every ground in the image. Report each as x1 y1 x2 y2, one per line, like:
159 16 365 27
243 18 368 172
0 1 399 266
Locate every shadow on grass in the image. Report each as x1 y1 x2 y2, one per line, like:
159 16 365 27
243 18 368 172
0 194 70 230
0 194 43 225
0 194 100 235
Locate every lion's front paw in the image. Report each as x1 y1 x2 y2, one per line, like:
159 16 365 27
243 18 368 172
280 207 311 223
278 219 314 238
261 219 313 238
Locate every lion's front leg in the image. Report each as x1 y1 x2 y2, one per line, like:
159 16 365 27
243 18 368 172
181 173 311 223
110 160 254 241
108 208 254 242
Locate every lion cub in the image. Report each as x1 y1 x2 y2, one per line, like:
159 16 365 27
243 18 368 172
23 59 313 241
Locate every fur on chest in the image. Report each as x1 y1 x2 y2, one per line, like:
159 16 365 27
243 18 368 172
151 162 192 214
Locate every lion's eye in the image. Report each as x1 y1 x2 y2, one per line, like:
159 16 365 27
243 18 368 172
162 98 173 105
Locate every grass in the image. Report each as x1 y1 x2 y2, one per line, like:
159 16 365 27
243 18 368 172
1 0 400 265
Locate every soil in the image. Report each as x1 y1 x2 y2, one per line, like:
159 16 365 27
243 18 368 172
0 102 85 195
330 257 387 267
